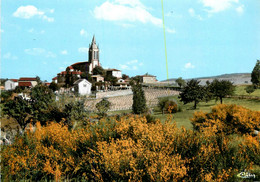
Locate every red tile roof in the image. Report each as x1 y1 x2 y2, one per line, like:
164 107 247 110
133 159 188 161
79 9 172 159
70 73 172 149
52 77 57 80
19 77 37 81
71 61 88 66
18 82 32 87
10 79 18 82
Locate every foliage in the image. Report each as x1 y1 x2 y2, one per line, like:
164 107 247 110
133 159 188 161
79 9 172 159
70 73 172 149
245 85 255 95
65 67 77 87
176 77 186 88
49 82 60 92
81 72 93 82
2 97 32 130
122 74 129 80
179 79 205 109
158 97 178 114
2 113 259 181
96 98 111 117
191 104 260 135
93 66 105 76
251 60 260 87
131 78 147 114
0 90 13 103
30 84 55 125
105 75 117 86
203 81 213 102
209 79 235 104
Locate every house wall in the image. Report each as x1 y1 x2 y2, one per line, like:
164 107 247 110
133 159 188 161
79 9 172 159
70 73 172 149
5 80 18 90
142 77 157 83
112 71 122 78
78 81 92 95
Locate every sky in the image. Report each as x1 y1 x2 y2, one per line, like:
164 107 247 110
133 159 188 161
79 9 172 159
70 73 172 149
1 0 260 82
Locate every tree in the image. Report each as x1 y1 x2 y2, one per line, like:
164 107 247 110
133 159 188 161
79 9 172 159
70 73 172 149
251 60 260 88
96 98 111 117
176 77 186 88
209 79 235 104
49 82 60 92
105 75 117 86
122 74 129 80
131 78 147 114
81 72 93 82
245 85 255 95
93 66 105 76
30 85 55 124
203 81 213 103
179 79 205 109
3 97 32 130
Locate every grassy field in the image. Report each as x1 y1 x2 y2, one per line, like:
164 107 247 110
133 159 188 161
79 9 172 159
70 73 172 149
234 85 260 96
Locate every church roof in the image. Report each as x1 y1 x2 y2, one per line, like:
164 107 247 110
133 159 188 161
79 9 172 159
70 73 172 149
71 61 88 66
90 35 98 49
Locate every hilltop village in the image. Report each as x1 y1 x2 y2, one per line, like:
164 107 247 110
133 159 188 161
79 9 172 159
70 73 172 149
4 35 158 95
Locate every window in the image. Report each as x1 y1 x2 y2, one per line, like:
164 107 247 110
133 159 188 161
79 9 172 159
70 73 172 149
83 84 87 87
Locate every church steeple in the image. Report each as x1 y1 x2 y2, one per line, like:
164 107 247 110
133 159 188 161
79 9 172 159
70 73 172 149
88 35 100 74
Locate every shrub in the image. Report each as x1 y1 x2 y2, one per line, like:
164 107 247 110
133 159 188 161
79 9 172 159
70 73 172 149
191 104 260 135
1 114 259 181
158 97 178 114
96 98 111 117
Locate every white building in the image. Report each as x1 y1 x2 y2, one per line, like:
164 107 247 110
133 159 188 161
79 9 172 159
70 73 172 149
5 79 18 90
73 79 92 95
106 69 122 78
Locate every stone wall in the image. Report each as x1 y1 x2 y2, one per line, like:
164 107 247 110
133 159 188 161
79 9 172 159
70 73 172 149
85 88 179 111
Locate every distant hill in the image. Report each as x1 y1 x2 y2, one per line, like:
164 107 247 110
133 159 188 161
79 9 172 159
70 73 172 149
161 73 252 86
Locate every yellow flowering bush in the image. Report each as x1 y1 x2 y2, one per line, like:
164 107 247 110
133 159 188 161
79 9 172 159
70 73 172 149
191 104 260 135
1 111 259 181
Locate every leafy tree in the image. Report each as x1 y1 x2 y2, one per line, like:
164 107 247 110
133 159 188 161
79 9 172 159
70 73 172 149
158 97 178 114
209 79 235 104
93 66 105 76
3 97 32 130
122 74 129 80
36 76 42 85
105 75 118 86
49 82 60 92
65 67 77 87
245 85 255 95
251 60 260 88
0 90 13 103
179 79 204 109
203 81 213 103
30 84 55 125
96 98 111 117
131 78 147 114
81 72 93 82
176 77 186 88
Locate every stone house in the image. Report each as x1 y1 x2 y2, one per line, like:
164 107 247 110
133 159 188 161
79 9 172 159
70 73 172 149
73 79 92 95
5 79 18 90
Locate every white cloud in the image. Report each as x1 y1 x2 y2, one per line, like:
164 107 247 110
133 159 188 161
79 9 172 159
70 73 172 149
24 48 56 58
93 1 162 27
61 50 68 55
13 5 54 22
184 62 195 69
28 28 45 34
188 8 203 20
120 59 143 70
78 47 89 54
236 5 244 14
166 28 176 34
59 67 65 70
200 0 240 13
42 15 54 22
80 29 88 37
3 52 18 60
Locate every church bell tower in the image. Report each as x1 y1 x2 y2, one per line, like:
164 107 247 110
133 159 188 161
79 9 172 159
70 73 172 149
88 35 100 74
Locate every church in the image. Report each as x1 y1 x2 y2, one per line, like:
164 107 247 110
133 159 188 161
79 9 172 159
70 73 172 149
54 35 122 85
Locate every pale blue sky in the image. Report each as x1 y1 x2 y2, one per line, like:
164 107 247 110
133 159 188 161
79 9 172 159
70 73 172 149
1 0 260 81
